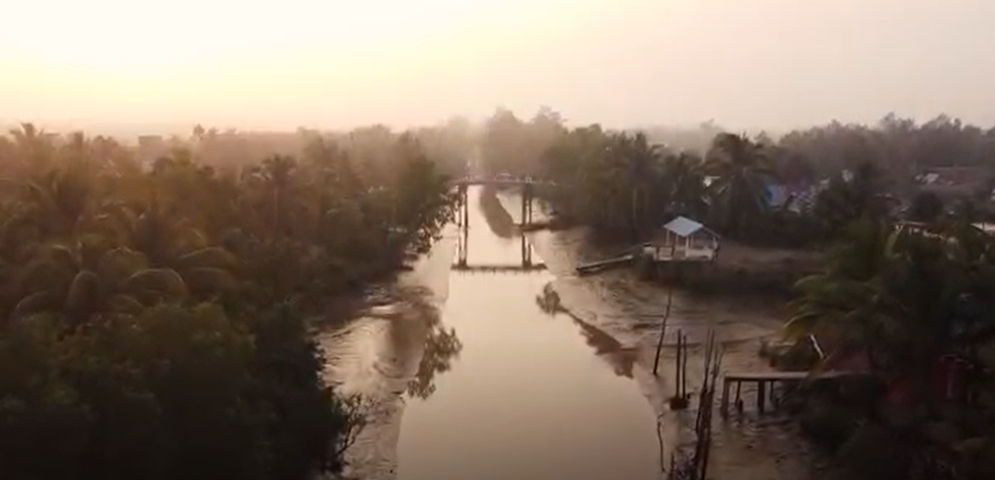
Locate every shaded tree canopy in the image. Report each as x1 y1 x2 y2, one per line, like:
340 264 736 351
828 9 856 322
0 125 455 480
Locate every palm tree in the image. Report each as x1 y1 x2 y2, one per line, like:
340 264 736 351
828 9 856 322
705 133 772 235
600 132 664 236
785 219 893 365
623 133 664 235
7 123 54 173
7 243 189 326
242 155 299 238
786 218 995 375
813 161 886 234
663 152 708 219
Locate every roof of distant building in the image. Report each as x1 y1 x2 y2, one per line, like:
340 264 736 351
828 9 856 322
662 216 719 238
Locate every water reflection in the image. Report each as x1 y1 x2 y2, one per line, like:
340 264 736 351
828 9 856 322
406 324 462 399
454 186 538 272
327 184 827 480
394 186 658 480
319 283 462 478
477 186 515 238
536 283 638 378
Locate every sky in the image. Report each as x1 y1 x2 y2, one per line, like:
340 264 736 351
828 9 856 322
2 0 995 134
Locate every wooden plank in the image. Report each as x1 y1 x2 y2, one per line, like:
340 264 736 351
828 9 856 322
723 370 864 382
575 255 633 274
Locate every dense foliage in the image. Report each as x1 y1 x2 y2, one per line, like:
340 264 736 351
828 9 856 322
480 109 995 245
0 124 455 480
787 218 995 372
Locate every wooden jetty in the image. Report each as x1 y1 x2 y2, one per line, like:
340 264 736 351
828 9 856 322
575 254 634 274
721 370 866 415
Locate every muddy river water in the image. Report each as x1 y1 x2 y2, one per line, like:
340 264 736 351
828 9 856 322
320 186 829 480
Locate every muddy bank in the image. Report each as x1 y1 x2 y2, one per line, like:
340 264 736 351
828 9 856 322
545 220 824 296
507 193 832 480
528 225 833 480
319 224 458 480
321 188 832 480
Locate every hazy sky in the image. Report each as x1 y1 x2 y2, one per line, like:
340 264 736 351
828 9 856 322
3 0 995 133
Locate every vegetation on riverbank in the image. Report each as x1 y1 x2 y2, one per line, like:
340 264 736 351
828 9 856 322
0 125 454 479
480 109 995 293
478 108 995 477
773 216 995 479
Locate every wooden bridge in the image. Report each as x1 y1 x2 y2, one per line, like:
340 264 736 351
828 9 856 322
452 263 547 274
452 176 553 229
450 175 557 188
450 176 557 274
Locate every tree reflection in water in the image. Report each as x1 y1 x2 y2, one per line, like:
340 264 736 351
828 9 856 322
536 282 638 377
478 186 516 238
406 324 462 399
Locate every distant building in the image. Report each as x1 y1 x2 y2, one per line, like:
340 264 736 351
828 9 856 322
764 179 819 214
914 166 992 202
647 216 721 262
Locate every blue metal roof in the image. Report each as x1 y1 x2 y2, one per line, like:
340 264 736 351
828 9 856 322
663 216 718 238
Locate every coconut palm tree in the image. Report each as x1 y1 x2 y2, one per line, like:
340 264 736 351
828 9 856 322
262 154 298 236
7 123 54 173
786 218 995 374
664 152 709 219
705 133 772 235
7 243 189 326
813 161 888 235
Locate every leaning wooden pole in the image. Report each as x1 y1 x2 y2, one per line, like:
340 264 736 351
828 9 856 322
652 286 674 376
681 331 689 398
674 330 682 396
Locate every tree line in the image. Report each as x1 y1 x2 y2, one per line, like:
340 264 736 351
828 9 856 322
480 108 995 244
0 124 455 480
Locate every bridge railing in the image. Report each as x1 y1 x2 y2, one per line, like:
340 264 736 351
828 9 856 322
450 175 556 187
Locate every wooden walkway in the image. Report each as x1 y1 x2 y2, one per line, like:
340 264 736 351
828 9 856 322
452 263 547 274
575 254 634 274
574 242 716 276
721 370 868 415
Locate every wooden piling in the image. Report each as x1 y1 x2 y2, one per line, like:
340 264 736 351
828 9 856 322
680 331 688 398
674 330 682 396
757 380 766 413
652 287 673 376
721 379 730 415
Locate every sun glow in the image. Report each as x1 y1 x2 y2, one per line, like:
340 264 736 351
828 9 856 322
2 0 995 131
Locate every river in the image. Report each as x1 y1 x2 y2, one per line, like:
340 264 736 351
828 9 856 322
319 186 829 480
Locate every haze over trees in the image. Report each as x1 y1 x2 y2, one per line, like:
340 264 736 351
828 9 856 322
3 105 995 479
479 107 995 244
0 123 454 480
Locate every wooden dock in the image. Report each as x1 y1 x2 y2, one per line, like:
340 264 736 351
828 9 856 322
721 370 867 415
575 254 634 274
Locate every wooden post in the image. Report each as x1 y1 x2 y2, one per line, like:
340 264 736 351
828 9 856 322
758 380 767 413
735 381 743 411
681 331 688 398
674 330 682 396
652 287 673 376
461 186 469 228
721 378 730 416
521 189 527 226
526 185 533 225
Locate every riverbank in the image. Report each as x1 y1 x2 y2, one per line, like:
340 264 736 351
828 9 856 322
546 218 824 296
690 240 824 295
501 192 834 479
532 231 832 479
322 187 833 480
